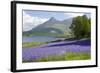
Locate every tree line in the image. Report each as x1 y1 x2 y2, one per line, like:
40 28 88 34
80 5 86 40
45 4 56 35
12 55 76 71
70 15 91 39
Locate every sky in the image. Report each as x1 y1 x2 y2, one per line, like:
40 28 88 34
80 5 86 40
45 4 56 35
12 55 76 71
23 10 90 31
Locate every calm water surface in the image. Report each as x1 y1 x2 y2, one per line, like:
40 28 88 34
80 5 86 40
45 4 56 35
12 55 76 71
23 36 61 42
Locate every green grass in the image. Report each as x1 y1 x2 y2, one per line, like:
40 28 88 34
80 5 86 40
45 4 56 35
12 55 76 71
65 52 90 60
22 42 46 48
23 52 91 63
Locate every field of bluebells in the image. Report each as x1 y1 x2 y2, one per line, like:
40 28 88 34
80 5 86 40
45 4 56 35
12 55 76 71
22 39 91 63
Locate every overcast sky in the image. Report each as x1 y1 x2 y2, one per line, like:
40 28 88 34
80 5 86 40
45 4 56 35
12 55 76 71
23 10 90 31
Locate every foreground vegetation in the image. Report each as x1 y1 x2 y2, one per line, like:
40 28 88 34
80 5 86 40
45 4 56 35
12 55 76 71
23 52 91 63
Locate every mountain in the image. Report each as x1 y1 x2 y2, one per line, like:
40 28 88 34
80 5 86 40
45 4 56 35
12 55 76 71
23 17 73 37
33 17 62 29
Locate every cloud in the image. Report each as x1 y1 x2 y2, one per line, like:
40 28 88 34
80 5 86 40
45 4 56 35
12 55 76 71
64 13 84 18
23 11 49 31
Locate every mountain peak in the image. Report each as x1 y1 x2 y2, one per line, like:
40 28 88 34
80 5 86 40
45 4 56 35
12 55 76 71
49 17 57 21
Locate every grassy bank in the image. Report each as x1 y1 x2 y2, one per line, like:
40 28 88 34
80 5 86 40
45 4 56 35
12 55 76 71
22 42 46 48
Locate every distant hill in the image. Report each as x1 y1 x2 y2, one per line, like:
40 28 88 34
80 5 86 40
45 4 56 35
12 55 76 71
23 17 73 37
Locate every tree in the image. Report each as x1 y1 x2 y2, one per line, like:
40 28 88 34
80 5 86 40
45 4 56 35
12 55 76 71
70 15 91 39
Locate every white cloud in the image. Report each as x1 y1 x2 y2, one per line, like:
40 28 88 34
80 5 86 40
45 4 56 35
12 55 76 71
64 13 84 19
23 11 49 31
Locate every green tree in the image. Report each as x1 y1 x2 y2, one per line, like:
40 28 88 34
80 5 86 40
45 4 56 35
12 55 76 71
70 15 91 39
